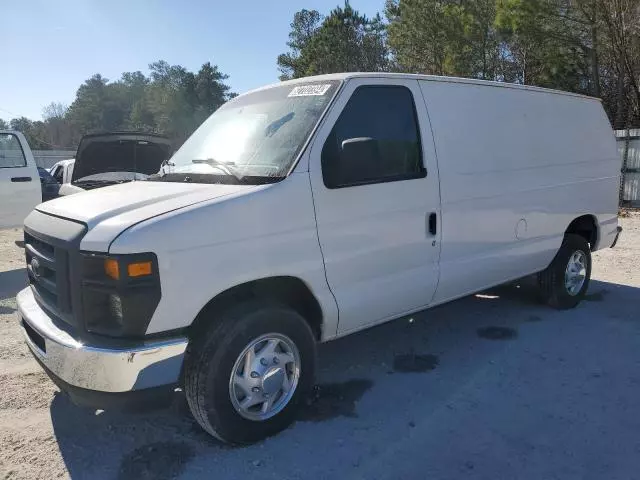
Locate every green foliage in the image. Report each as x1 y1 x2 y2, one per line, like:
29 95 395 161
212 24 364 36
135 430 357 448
9 61 235 150
385 0 500 79
494 0 590 91
386 0 450 75
277 2 390 80
134 61 232 144
41 103 74 148
8 117 53 149
384 0 638 125
42 102 67 121
7 1 640 150
0 118 9 130
277 9 324 80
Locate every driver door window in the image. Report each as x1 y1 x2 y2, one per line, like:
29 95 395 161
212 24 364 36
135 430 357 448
321 85 425 188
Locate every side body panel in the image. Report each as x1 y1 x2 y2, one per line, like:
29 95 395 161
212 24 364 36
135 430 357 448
0 131 41 228
107 173 340 339
418 80 619 304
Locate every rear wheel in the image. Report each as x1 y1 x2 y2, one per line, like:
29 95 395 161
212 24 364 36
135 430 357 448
538 234 591 309
184 300 316 444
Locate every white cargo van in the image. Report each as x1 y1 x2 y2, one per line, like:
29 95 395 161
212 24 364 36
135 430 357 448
17 73 621 444
0 131 41 228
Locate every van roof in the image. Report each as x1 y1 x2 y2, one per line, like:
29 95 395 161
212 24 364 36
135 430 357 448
245 72 600 102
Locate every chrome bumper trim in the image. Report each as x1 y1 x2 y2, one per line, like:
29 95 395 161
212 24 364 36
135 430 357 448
17 287 188 393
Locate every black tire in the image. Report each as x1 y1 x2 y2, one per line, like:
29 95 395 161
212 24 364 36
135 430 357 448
537 233 592 309
184 300 316 445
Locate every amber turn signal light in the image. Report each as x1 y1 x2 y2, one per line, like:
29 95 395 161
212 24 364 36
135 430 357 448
104 258 120 280
127 261 153 277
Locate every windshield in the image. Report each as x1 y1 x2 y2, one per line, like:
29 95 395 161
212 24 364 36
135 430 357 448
166 81 340 180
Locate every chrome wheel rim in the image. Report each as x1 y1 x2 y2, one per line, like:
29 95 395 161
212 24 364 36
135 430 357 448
565 250 587 296
229 333 301 421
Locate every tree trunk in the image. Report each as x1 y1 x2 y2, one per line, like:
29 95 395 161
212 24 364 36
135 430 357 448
614 72 627 129
590 18 601 97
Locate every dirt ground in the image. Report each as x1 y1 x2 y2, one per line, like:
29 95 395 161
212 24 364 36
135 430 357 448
1 214 639 480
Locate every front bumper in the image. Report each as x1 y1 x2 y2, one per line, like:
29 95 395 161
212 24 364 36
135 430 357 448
17 287 188 401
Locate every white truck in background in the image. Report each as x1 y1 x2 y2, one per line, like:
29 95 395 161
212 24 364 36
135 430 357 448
49 158 75 185
0 131 41 228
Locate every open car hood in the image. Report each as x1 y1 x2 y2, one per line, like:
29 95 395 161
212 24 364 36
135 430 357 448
71 132 171 183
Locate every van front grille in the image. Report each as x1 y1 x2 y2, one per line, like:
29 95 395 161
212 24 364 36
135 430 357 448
24 232 73 325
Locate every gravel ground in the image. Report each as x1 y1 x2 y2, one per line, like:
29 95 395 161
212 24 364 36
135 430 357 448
1 215 639 480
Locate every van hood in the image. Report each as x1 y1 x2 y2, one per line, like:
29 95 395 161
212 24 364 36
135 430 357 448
71 133 171 185
37 180 259 236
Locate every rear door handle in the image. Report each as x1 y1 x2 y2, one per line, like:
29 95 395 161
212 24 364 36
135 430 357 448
11 176 32 182
428 212 437 236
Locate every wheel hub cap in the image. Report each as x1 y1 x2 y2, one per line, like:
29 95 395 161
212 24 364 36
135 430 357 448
229 333 301 421
565 250 587 296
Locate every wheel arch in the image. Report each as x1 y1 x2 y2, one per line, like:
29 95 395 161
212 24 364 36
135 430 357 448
565 214 598 251
188 275 324 341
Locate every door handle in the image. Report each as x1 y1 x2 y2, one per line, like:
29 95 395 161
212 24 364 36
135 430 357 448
11 176 32 182
428 212 437 236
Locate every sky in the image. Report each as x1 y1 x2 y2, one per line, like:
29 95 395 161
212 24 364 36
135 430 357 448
1 0 384 122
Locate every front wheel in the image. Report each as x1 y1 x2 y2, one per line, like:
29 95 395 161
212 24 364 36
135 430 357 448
184 300 316 444
537 234 592 309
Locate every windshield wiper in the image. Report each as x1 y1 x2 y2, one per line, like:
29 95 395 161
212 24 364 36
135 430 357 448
192 158 243 181
74 179 117 185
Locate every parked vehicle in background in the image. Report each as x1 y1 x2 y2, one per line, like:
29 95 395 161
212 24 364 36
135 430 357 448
17 73 621 445
49 158 75 185
58 132 171 196
0 130 42 228
37 167 61 202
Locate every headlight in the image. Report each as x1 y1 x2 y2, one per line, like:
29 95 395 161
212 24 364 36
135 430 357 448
80 253 161 337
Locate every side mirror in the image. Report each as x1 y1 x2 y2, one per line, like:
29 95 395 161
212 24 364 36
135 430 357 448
341 137 378 159
330 137 379 187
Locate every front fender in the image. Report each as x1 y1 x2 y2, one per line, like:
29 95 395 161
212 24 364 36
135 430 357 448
109 173 339 341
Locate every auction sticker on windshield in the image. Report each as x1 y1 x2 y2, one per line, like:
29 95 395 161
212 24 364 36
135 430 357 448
288 84 332 97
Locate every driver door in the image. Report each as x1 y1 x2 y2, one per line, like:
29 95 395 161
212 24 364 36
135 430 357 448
308 78 442 336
